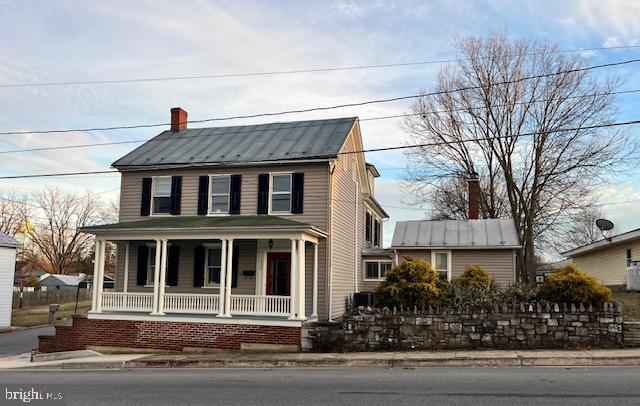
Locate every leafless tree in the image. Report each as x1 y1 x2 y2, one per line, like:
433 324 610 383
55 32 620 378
0 189 30 238
25 187 103 275
403 31 634 282
550 205 608 251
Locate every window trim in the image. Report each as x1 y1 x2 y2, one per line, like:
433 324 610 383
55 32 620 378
431 250 452 282
363 260 393 281
150 176 173 216
208 174 231 216
268 172 293 215
203 244 223 288
144 244 170 287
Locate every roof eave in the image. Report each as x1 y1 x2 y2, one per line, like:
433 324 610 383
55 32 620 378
391 245 521 250
112 156 336 171
81 224 328 238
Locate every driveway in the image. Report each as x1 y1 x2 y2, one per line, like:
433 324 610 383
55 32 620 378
0 326 53 358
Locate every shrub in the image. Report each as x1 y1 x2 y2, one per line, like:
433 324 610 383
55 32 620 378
537 264 612 304
444 265 502 308
376 257 444 309
501 283 538 304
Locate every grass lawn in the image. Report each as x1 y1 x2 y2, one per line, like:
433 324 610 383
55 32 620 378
11 301 92 327
613 291 640 321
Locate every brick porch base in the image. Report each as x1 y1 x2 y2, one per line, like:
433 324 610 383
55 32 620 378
38 316 302 353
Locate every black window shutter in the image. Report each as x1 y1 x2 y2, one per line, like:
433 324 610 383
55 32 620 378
229 175 242 215
197 176 209 215
374 219 380 246
136 245 148 286
170 176 182 215
365 212 372 242
257 174 269 214
140 178 152 216
193 246 205 287
291 173 304 214
231 245 239 288
167 245 180 286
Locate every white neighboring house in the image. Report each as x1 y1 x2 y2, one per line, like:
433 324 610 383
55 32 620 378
0 232 19 328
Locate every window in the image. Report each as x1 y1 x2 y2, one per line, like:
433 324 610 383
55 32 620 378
152 177 172 214
365 212 372 243
432 251 451 281
628 248 633 266
210 176 230 214
271 173 292 213
374 219 380 247
145 246 169 285
364 261 392 280
205 246 222 286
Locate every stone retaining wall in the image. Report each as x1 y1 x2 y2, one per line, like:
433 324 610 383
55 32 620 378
303 302 623 352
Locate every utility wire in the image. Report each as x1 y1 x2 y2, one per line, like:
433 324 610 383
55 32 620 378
2 87 639 155
1 57 638 137
2 44 639 88
1 118 640 179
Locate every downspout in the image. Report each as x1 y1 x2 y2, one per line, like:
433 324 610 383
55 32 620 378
327 161 335 321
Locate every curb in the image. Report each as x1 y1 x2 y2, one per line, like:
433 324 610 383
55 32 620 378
0 324 52 334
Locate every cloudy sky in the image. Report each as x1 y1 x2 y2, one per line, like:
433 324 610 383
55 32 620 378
1 0 639 247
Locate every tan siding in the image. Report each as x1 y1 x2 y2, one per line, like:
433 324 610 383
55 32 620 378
451 250 516 285
396 249 432 262
329 128 365 319
572 240 640 285
118 163 328 230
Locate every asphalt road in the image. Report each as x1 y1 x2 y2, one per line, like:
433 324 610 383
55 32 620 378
1 367 640 405
0 326 53 358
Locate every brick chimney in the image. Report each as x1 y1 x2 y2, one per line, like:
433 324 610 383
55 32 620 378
170 107 188 132
468 171 480 220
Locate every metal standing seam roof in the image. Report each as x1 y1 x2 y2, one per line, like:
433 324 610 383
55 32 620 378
0 232 19 248
391 219 520 249
112 117 358 168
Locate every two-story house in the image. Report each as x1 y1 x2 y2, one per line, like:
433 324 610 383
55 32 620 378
38 108 388 353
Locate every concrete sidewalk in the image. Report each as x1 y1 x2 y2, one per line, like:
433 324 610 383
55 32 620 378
4 348 640 370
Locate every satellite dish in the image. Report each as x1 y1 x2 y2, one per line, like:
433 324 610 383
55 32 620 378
596 218 615 242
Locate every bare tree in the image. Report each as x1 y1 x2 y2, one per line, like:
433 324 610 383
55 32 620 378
0 190 30 238
553 205 607 251
403 31 634 282
26 187 103 275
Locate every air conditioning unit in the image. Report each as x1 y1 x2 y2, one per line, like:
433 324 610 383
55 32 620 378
626 261 640 291
353 292 375 307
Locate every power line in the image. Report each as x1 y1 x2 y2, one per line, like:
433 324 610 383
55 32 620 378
3 45 639 88
2 87 639 155
2 57 639 137
1 118 639 180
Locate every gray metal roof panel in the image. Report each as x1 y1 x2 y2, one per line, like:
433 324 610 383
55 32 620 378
391 219 520 249
0 232 19 248
112 117 358 167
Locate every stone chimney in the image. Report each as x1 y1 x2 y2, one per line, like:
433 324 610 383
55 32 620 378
170 107 188 132
468 172 480 220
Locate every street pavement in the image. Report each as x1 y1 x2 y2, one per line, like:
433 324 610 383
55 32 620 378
0 326 53 358
1 367 640 405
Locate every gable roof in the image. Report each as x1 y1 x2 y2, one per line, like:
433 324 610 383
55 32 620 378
391 219 520 249
112 117 358 168
0 232 19 249
40 274 83 286
562 226 640 257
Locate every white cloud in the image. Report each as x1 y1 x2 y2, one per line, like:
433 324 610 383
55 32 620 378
603 36 622 47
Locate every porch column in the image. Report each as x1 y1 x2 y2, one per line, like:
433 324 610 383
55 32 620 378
217 239 228 317
311 242 318 318
223 239 234 317
288 239 297 320
90 239 102 313
150 239 162 315
95 240 106 313
296 239 306 320
157 239 168 315
122 242 130 293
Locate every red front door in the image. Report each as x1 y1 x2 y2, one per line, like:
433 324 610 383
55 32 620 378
266 252 291 296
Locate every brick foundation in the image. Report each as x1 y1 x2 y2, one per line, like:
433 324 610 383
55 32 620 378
38 316 302 353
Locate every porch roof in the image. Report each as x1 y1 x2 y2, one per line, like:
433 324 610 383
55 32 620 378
81 215 326 237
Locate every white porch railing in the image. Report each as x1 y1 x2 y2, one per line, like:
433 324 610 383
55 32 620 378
229 294 291 317
101 292 154 312
164 293 220 314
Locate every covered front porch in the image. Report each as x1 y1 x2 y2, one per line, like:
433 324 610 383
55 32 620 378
83 216 325 323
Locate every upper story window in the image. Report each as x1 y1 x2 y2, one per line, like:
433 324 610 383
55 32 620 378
270 173 292 213
152 177 172 214
365 211 382 247
210 175 230 214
